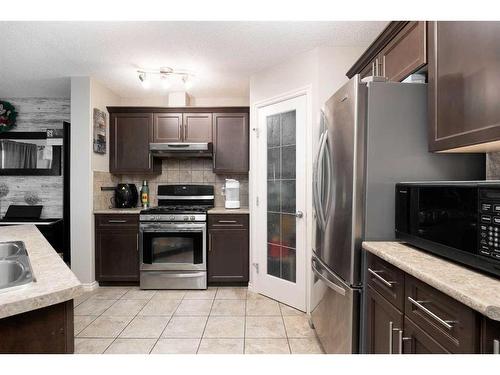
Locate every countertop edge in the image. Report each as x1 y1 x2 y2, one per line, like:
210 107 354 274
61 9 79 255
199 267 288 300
362 241 500 321
0 284 83 320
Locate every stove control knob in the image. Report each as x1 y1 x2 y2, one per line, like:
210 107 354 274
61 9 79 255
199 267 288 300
184 216 189 221
190 216 195 221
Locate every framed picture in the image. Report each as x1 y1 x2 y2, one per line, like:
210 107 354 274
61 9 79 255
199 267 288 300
93 108 106 154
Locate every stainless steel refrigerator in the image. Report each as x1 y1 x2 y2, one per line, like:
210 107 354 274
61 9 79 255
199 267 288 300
310 76 485 354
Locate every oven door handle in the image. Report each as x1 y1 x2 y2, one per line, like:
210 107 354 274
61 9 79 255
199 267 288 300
140 224 207 232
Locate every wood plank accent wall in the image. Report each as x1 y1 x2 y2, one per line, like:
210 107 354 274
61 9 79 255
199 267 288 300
0 98 70 219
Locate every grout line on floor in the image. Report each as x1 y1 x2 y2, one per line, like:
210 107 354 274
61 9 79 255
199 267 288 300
195 288 218 354
148 299 181 354
279 302 292 354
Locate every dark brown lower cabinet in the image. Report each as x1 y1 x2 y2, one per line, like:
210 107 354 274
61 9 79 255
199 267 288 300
95 214 139 284
365 285 403 354
0 300 74 354
364 252 489 354
481 317 500 354
402 317 450 354
207 214 249 285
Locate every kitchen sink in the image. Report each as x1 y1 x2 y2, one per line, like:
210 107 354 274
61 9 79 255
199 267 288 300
0 241 35 292
0 241 25 259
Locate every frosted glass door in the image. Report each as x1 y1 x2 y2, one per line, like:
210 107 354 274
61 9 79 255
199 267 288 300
267 110 297 282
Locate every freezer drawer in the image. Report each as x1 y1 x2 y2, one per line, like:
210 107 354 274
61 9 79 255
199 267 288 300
311 255 361 353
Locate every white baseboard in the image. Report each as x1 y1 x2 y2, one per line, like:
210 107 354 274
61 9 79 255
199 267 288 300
247 282 256 293
80 281 98 292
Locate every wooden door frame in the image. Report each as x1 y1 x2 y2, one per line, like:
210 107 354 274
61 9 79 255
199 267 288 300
249 86 313 312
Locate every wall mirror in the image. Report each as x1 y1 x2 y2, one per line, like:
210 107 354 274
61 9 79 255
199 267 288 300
0 131 62 176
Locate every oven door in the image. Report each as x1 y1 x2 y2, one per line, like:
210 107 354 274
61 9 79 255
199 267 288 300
140 222 206 271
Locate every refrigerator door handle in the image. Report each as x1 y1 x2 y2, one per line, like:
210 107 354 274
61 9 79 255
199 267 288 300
322 133 333 222
313 130 327 228
312 256 346 296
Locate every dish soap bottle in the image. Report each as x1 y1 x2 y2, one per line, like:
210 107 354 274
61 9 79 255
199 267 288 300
140 180 149 208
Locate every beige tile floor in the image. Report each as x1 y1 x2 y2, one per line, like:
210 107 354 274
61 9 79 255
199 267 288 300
73 286 324 354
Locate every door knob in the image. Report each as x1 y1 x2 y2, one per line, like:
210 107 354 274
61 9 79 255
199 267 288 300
295 211 304 218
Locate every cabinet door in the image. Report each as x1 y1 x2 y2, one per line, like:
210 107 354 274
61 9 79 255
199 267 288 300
380 21 426 82
481 317 500 354
95 229 139 282
365 285 404 354
213 112 249 174
208 228 249 284
183 113 213 143
428 21 500 151
405 275 479 353
110 113 156 173
403 317 450 354
153 113 183 142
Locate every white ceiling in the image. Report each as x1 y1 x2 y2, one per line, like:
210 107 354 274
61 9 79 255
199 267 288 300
0 21 387 99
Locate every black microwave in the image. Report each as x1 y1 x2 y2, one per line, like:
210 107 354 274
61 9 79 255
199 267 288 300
395 181 500 278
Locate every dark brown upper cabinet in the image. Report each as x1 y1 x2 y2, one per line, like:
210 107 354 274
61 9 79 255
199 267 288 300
213 112 249 174
347 21 426 83
183 113 212 143
110 112 161 174
379 21 426 82
428 21 500 152
153 113 183 142
153 112 212 143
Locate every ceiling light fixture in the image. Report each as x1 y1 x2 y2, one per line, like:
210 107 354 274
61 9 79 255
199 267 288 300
138 72 150 89
137 67 195 91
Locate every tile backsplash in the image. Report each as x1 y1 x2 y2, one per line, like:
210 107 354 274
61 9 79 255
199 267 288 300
93 158 248 210
486 152 500 179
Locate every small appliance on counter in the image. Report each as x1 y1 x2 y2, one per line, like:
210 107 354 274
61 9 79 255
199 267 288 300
395 181 500 278
114 183 138 208
223 179 240 209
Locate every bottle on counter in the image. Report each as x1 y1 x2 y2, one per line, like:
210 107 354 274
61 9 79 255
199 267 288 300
140 180 150 208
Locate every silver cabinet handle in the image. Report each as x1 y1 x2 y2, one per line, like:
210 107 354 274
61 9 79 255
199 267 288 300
494 339 499 354
108 219 127 223
407 297 456 330
367 268 395 288
389 321 394 354
208 233 213 252
136 234 139 253
218 220 237 224
295 211 304 218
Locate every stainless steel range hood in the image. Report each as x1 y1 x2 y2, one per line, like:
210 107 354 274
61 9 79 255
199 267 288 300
149 142 213 158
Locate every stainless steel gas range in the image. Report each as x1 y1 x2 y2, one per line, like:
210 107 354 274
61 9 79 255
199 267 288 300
139 184 214 290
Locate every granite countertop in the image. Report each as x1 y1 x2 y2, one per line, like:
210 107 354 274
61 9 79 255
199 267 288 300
0 225 82 319
94 208 142 214
208 207 250 214
362 241 500 321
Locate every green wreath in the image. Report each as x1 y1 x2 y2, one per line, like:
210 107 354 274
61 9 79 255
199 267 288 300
0 100 18 133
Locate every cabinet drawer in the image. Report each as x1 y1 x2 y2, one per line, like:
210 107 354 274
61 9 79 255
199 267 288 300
208 214 248 228
366 253 405 311
403 317 450 354
404 275 479 353
95 214 139 228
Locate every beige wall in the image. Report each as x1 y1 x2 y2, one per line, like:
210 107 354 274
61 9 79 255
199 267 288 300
91 79 121 173
248 44 367 310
